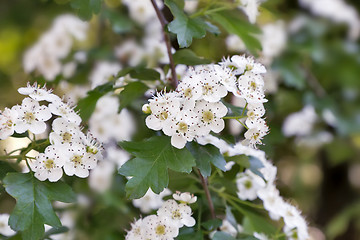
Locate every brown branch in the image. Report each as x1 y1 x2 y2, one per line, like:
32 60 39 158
197 169 216 219
150 0 178 88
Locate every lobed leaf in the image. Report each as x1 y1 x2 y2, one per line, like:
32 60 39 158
118 136 196 199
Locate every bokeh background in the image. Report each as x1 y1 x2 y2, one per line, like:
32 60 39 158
0 0 360 239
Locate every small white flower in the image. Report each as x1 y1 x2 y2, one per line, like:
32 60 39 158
0 107 18 140
63 144 97 178
88 160 114 193
238 0 263 24
237 72 267 104
12 97 52 134
157 199 195 228
142 215 179 240
0 214 15 236
49 100 82 125
257 185 284 220
236 169 266 201
18 82 60 102
172 191 197 204
133 188 172 213
243 120 269 148
194 100 228 135
282 105 317 137
32 146 65 182
126 218 146 240
49 117 84 147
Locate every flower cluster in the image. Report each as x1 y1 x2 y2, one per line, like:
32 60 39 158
0 83 102 182
23 14 88 81
144 55 268 149
197 135 309 240
126 192 197 240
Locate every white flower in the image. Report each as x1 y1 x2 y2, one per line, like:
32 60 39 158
172 191 197 204
49 117 84 147
226 34 246 52
238 0 263 24
49 100 82 125
83 132 103 160
142 215 179 240
89 61 121 89
88 160 114 193
237 72 267 104
133 188 172 213
282 105 317 137
105 146 130 168
219 219 238 237
243 119 269 148
257 185 284 220
221 55 266 75
157 199 196 228
126 218 146 240
194 100 228 135
177 75 203 101
213 64 238 94
0 214 15 236
245 103 265 127
12 98 52 134
122 0 162 25
32 146 65 182
196 65 228 102
0 108 18 140
18 82 60 102
63 144 97 178
236 169 266 200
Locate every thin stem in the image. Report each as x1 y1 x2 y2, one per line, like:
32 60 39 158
0 155 23 160
151 0 178 88
222 115 246 120
197 168 216 219
241 102 248 117
236 119 248 129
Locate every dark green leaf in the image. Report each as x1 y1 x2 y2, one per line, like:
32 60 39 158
222 101 246 117
201 218 222 231
129 68 161 80
210 11 262 54
43 226 69 238
173 49 211 65
204 21 221 35
187 142 226 177
11 132 29 138
225 155 250 169
177 230 203 240
118 136 196 199
0 161 16 180
76 81 114 122
4 173 76 240
165 0 207 48
212 232 236 240
118 82 148 112
70 0 102 20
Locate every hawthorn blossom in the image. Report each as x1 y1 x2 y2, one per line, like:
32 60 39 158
32 146 65 182
0 108 18 140
0 214 15 236
133 188 172 213
143 215 179 240
63 144 97 178
48 100 82 125
18 82 59 102
194 100 228 135
12 97 52 134
49 117 84 147
236 169 266 200
157 200 196 228
172 191 197 204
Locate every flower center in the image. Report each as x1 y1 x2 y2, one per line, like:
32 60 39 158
246 64 253 71
250 81 257 91
244 180 252 189
202 111 214 123
203 84 213 95
24 112 36 123
155 225 166 235
172 209 181 220
184 88 193 98
60 107 68 116
159 111 168 121
71 155 83 166
45 159 55 169
62 132 73 142
86 146 99 155
5 119 13 128
178 122 188 133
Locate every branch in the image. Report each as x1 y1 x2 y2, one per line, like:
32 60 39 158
197 168 216 219
150 0 178 88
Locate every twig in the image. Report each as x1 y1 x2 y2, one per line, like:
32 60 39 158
197 168 216 219
150 0 178 88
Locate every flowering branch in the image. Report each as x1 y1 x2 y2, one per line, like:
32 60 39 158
150 0 178 88
197 168 216 219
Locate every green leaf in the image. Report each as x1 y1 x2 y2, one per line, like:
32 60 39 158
222 101 246 117
212 232 236 240
11 132 29 138
249 156 264 179
165 0 207 48
75 81 114 122
187 142 226 177
210 11 262 54
225 155 250 169
204 21 221 35
173 49 211 65
118 81 148 112
43 226 69 239
118 136 196 199
116 67 161 80
0 161 16 180
70 0 102 20
201 218 222 231
4 173 76 240
103 9 133 34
